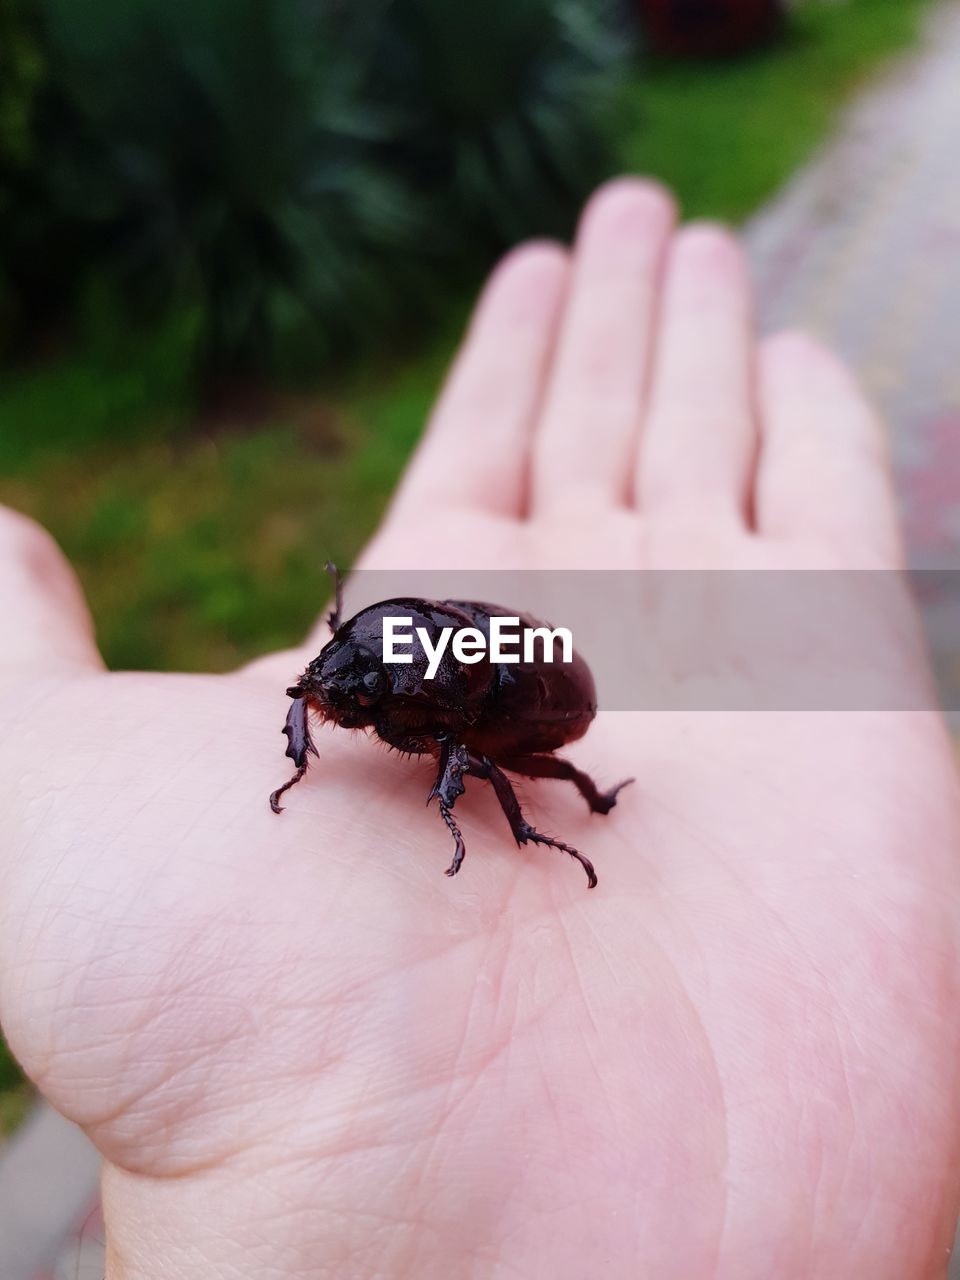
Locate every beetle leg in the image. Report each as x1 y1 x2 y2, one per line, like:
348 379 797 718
439 802 467 877
269 765 308 814
429 739 470 807
467 755 598 889
498 754 633 815
428 741 471 876
270 696 319 813
426 736 449 804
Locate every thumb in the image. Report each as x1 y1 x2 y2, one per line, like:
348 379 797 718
0 506 104 678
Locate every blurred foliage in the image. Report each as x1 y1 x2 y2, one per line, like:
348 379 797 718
0 0 627 379
0 304 200 468
0 0 45 339
0 1032 23 1092
0 0 45 167
0 1031 32 1139
0 338 450 667
366 0 627 247
0 1083 32 1138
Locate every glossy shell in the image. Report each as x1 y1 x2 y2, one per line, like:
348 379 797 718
307 596 597 757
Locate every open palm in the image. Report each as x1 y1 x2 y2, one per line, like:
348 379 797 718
2 180 959 1280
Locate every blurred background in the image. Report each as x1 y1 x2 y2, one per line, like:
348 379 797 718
0 0 943 676
2 0 960 1274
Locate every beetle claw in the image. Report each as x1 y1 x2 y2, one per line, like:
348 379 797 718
597 777 634 813
520 826 598 888
268 763 308 814
439 801 466 877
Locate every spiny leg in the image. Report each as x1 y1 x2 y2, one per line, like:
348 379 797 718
429 739 471 877
270 695 319 813
439 802 466 877
270 763 307 814
427 737 468 805
467 754 598 889
499 753 633 815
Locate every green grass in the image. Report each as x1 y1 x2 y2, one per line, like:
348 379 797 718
0 0 938 1127
0 335 453 671
624 0 935 221
0 1031 32 1143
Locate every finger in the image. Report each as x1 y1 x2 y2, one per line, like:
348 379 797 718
389 240 569 519
0 506 103 673
248 246 569 687
638 223 756 527
531 177 676 514
755 331 903 566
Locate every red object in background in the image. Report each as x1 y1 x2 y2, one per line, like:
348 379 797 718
636 0 785 57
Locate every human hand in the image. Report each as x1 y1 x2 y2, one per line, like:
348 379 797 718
1 179 958 1279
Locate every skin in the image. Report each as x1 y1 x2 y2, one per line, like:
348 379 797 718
1 178 959 1279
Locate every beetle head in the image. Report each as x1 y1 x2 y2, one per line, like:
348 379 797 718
291 640 388 726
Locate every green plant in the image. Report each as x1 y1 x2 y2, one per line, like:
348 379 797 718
0 0 627 380
0 1033 21 1091
368 0 629 248
0 0 45 167
0 1033 31 1138
34 0 431 377
0 0 46 339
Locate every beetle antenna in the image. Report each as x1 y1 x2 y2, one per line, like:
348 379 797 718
325 561 344 632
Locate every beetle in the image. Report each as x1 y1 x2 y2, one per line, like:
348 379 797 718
269 567 631 887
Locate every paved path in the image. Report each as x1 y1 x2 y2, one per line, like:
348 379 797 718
0 1105 102 1280
3 3 960 1274
747 0 960 724
747 0 960 572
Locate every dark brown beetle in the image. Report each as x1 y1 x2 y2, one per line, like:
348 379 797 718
269 568 631 887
